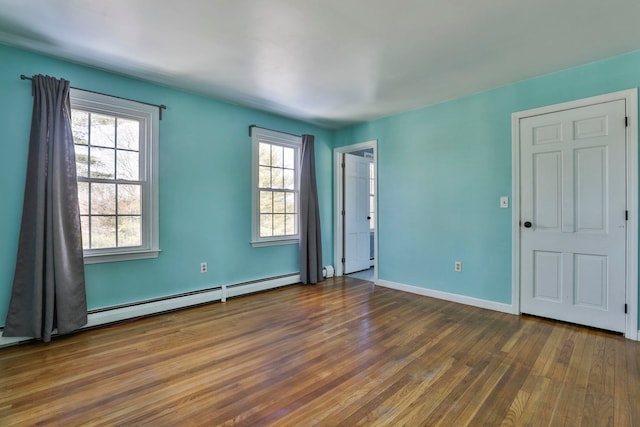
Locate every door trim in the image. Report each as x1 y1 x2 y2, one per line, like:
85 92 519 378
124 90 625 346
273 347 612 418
511 89 638 340
334 140 378 279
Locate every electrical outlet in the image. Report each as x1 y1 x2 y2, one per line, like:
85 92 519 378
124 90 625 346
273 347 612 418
454 261 462 272
200 262 207 273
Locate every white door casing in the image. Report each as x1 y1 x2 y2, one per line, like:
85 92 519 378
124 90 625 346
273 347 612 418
344 153 372 274
333 141 378 279
520 100 626 332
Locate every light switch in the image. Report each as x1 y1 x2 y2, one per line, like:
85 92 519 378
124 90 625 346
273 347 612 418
500 196 509 208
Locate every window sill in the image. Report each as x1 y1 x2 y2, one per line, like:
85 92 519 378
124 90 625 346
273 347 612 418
251 239 299 248
83 249 161 264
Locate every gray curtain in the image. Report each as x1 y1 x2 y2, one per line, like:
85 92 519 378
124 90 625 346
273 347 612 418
299 134 323 284
3 75 87 342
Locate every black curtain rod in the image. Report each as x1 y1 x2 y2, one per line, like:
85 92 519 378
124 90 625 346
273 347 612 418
248 124 301 138
20 74 167 120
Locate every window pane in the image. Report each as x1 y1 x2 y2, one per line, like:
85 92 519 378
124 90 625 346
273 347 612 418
118 216 141 247
273 192 285 213
285 214 296 235
90 147 115 179
71 110 89 145
259 166 271 188
259 143 271 166
285 193 295 213
116 150 139 180
80 216 90 249
77 182 89 215
75 144 89 178
118 184 141 214
271 167 283 189
117 118 139 150
271 145 283 167
90 113 116 148
260 191 272 213
283 169 294 190
272 214 285 236
91 183 116 214
260 214 273 237
283 147 294 169
91 216 116 248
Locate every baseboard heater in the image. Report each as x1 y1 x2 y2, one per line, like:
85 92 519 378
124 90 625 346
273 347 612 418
0 272 300 348
0 266 335 347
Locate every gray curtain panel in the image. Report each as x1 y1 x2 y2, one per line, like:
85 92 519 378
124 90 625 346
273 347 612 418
3 75 87 342
299 134 323 284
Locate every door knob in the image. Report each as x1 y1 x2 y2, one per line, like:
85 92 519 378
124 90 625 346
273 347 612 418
367 216 371 220
523 221 532 228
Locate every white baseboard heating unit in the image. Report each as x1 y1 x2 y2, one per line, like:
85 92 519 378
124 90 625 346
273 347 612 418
323 265 335 278
0 267 337 348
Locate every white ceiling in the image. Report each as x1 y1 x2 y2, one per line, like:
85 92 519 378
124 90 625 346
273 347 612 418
1 0 640 128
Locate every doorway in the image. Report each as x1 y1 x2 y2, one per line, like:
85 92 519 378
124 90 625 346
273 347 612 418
334 141 377 281
512 89 638 339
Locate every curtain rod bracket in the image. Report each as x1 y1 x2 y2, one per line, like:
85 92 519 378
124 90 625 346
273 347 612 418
20 74 33 95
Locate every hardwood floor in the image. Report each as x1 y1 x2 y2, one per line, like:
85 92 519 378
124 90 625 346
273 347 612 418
1 276 639 426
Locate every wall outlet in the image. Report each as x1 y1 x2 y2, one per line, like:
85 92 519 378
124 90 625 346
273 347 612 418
200 262 208 273
454 261 462 272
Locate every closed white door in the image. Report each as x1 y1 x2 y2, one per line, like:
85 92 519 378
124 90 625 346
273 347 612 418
520 100 627 332
344 153 372 274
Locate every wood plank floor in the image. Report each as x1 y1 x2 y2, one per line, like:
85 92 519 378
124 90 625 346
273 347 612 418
1 276 639 426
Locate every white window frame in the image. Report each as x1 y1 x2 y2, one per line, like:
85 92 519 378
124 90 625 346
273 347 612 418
70 89 160 263
251 127 301 247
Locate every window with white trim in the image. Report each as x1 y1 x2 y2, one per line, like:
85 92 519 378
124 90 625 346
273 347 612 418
70 89 160 263
251 128 301 246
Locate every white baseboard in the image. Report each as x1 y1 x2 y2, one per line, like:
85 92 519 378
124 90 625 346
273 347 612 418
376 279 514 314
377 280 640 341
0 273 301 348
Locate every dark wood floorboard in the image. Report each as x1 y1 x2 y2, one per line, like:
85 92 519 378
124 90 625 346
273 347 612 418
1 276 638 426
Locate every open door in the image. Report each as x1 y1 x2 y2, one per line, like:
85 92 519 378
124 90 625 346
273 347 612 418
344 153 372 274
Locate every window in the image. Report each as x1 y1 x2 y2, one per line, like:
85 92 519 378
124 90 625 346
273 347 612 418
251 128 301 246
70 89 160 263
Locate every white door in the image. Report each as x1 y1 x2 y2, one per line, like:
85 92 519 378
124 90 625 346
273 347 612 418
520 100 627 333
344 153 372 274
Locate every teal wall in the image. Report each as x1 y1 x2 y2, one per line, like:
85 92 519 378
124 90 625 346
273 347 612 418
0 44 333 323
2 42 640 331
334 50 640 320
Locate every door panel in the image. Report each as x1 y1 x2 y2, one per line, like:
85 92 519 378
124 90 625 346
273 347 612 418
533 151 562 230
575 147 606 232
533 251 562 302
520 99 626 332
574 254 607 309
